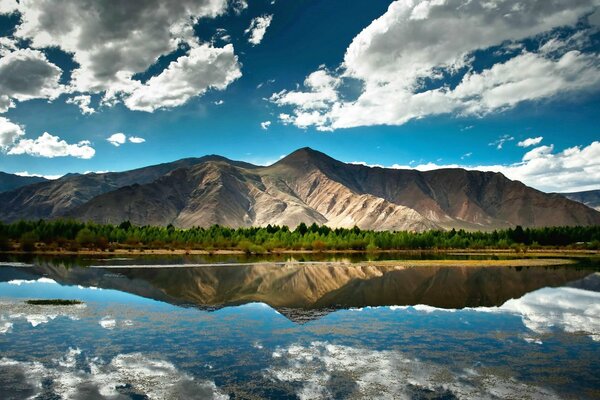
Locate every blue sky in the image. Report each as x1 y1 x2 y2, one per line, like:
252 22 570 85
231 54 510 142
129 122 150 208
0 0 599 192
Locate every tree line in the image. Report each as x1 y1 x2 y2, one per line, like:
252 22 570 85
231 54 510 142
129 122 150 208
0 219 599 253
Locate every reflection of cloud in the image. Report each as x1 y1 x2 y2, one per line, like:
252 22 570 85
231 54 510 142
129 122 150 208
0 319 12 334
385 286 600 341
99 316 116 330
494 287 600 341
267 342 559 400
8 277 57 285
99 316 134 330
1 301 86 329
0 350 228 400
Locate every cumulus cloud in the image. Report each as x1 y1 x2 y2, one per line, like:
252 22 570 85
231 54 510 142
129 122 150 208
7 0 237 112
128 136 146 144
66 95 95 115
108 133 146 146
518 136 544 147
107 133 126 147
8 132 95 159
0 117 24 148
260 121 271 130
0 0 17 14
124 44 241 112
245 15 273 45
272 0 600 130
0 48 64 102
0 95 14 113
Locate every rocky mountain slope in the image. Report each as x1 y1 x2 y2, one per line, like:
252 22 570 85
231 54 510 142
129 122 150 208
1 148 598 230
561 190 600 211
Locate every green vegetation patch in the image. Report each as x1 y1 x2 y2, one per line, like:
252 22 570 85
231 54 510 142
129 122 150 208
26 299 83 306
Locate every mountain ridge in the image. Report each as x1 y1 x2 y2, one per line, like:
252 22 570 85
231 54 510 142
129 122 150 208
1 147 599 231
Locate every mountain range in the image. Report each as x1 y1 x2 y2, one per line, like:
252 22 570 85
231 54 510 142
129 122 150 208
1 147 599 230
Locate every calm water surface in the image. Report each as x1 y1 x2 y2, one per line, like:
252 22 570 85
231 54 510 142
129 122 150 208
0 254 599 399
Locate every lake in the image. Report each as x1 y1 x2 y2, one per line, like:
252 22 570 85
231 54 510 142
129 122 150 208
1 254 599 399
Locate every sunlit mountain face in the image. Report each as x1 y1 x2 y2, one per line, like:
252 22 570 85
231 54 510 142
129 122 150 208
1 255 599 399
0 0 598 195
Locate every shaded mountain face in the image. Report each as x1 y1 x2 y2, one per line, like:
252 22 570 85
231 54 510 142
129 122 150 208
3 261 593 322
1 148 599 230
0 172 47 193
561 190 600 211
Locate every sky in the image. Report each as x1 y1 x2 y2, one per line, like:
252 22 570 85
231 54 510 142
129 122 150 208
0 0 599 193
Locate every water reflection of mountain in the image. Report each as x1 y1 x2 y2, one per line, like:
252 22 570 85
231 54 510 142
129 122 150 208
3 260 593 321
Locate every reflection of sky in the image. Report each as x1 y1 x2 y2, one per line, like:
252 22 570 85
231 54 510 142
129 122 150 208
1 276 599 399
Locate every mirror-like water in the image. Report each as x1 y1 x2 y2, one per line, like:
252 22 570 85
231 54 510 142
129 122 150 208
1 255 599 399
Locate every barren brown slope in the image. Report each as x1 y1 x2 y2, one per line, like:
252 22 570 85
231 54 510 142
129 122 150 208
265 148 600 229
69 154 434 230
0 155 254 222
4 147 600 230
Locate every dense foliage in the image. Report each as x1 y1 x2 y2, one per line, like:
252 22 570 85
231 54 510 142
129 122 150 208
0 219 599 253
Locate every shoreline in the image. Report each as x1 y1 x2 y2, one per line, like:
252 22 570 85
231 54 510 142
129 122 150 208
0 248 598 257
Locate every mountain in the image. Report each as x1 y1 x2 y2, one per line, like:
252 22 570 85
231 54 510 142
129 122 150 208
0 155 255 222
1 148 599 230
560 190 600 211
0 172 48 193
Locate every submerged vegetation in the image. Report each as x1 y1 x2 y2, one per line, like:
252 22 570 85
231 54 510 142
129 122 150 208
26 299 83 306
0 219 599 253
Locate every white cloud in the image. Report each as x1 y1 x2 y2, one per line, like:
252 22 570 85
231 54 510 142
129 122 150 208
8 132 95 159
66 94 95 115
518 136 544 147
14 171 61 180
0 116 24 148
0 48 64 103
214 99 224 105
108 133 145 146
0 36 17 56
489 134 514 150
9 0 236 112
271 0 600 130
245 15 273 45
124 44 241 112
0 0 17 14
107 133 126 147
128 136 146 144
0 95 14 113
260 121 271 130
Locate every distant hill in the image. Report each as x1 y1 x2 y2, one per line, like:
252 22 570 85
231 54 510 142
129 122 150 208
1 148 599 230
0 172 48 193
560 190 600 211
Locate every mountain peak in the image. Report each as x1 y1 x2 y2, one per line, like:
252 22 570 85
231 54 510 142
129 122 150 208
276 147 339 166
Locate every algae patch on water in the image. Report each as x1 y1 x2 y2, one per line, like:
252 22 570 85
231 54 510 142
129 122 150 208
26 299 83 306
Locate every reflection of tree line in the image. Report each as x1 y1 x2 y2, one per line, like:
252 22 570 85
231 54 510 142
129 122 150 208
2 220 600 253
25 261 593 312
